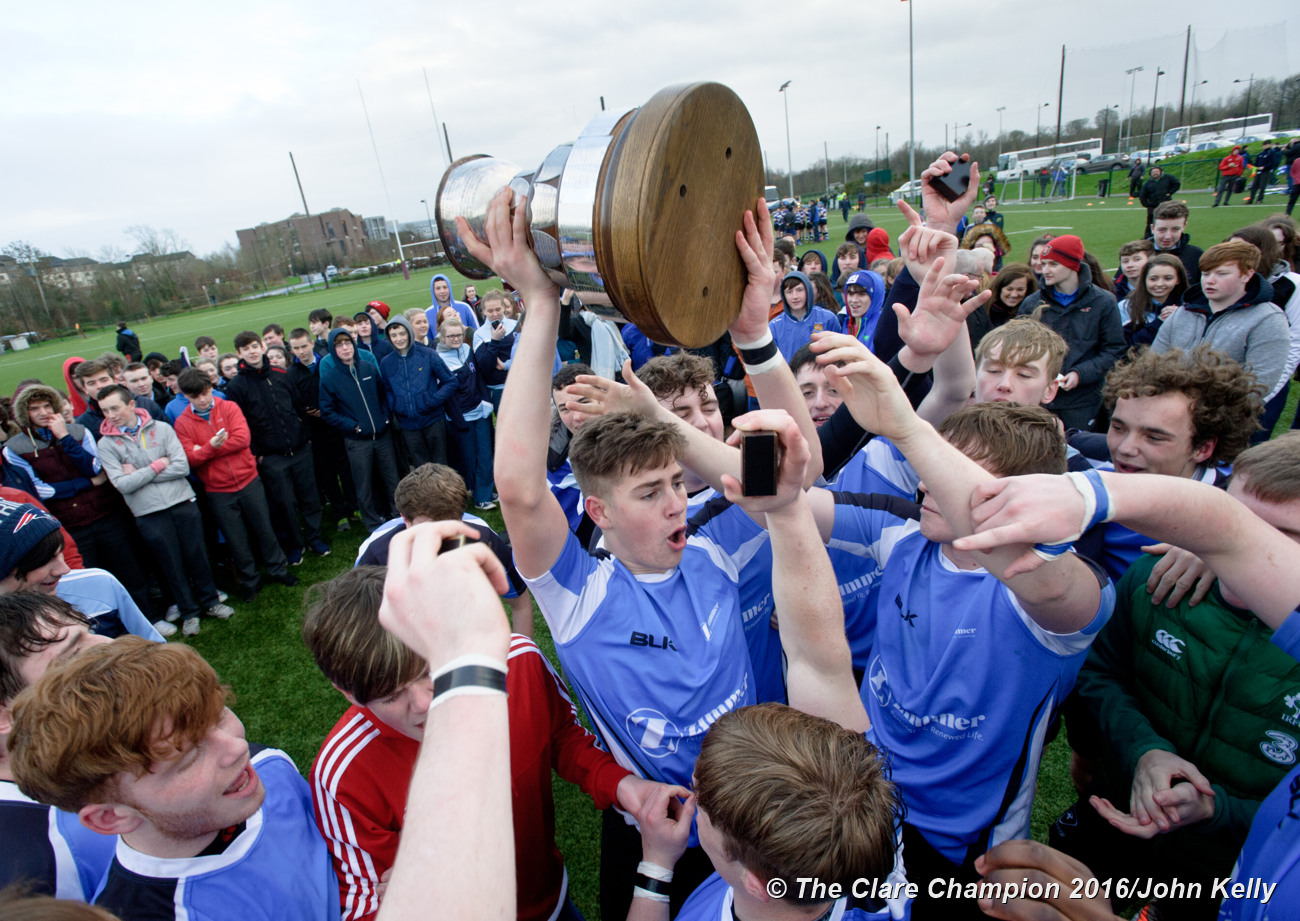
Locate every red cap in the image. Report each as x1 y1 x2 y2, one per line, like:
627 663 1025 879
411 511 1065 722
365 300 390 320
1041 235 1083 273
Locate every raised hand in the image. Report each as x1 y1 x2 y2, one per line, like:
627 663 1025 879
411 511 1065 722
731 199 778 342
919 151 980 235
380 520 512 669
1126 749 1216 833
896 254 990 362
810 332 920 443
562 360 661 425
719 409 810 517
895 198 958 281
455 188 560 301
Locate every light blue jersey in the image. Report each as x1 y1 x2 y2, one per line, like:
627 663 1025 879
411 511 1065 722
831 493 1115 864
56 568 162 641
0 780 117 900
524 530 757 801
687 497 784 704
546 458 584 531
825 438 918 498
94 747 339 921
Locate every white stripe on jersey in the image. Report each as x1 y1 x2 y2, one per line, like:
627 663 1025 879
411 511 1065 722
509 634 599 748
313 712 383 921
353 518 404 565
43 808 84 900
827 515 919 565
173 876 189 921
530 558 616 646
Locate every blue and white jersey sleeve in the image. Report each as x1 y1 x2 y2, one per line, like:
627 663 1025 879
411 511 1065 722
827 491 923 566
0 781 116 901
524 529 607 645
826 438 918 498
55 569 162 641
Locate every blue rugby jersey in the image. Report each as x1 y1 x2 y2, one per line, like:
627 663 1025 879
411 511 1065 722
0 780 116 900
93 747 338 921
687 496 784 704
524 530 757 796
830 492 1114 864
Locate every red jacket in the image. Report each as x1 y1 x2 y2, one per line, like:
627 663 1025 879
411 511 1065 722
1219 152 1245 177
311 635 629 921
172 399 258 493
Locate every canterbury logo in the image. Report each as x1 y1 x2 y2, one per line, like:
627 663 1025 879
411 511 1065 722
1153 629 1186 658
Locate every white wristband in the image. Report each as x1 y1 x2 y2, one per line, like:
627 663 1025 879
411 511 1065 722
731 330 774 350
637 862 674 883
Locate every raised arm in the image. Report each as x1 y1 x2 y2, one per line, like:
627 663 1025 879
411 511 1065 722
726 200 823 486
459 189 569 579
377 521 513 921
818 304 1103 635
720 410 868 732
956 471 1300 629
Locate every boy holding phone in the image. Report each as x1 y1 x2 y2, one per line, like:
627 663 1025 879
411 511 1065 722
173 369 297 602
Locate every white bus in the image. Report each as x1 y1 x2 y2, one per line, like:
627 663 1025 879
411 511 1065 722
995 138 1103 181
1159 114 1274 153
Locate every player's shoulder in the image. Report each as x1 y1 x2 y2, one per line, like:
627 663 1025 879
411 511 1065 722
508 633 544 662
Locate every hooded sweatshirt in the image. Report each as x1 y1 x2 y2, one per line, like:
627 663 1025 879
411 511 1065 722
865 227 894 265
436 335 493 425
768 271 841 361
837 270 887 349
379 316 460 430
62 357 89 416
424 273 479 332
96 408 194 518
1153 273 1290 399
319 329 388 439
2 385 121 528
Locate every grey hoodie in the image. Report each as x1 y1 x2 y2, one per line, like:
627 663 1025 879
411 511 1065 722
96 409 195 517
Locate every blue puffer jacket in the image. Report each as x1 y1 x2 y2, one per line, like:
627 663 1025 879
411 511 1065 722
319 329 388 438
379 317 459 430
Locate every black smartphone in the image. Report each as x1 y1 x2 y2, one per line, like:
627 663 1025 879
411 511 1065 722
439 534 479 554
741 431 779 497
931 158 972 203
492 320 503 330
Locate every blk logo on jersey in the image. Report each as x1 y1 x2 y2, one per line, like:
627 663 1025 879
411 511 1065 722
628 631 676 651
1153 629 1186 659
895 594 917 627
626 708 680 758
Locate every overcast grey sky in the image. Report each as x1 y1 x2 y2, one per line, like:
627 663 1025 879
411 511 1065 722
3 0 1298 259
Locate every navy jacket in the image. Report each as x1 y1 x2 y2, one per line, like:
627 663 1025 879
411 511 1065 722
319 330 388 439
379 320 459 430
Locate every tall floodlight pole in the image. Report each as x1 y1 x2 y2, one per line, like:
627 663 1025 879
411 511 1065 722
874 126 881 208
1189 79 1208 124
1234 74 1255 136
420 199 434 241
1125 66 1145 153
907 0 916 187
996 106 1006 157
1147 68 1166 163
779 81 794 199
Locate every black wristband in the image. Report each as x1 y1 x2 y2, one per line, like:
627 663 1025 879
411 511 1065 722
737 339 779 366
431 664 507 699
635 874 672 897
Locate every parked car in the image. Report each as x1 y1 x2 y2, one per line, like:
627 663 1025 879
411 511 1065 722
325 264 339 279
889 179 923 204
1077 153 1132 174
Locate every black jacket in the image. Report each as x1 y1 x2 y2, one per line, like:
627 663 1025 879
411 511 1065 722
1154 233 1205 287
1139 174 1181 209
1018 262 1127 411
224 359 308 455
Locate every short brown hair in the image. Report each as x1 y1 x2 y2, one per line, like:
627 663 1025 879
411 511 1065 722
393 464 469 522
975 317 1068 379
0 594 89 704
1153 200 1190 223
636 353 715 404
1103 346 1263 465
9 637 229 813
1118 239 1154 259
302 566 426 703
1230 225 1282 273
1232 432 1300 504
72 358 114 382
937 403 1066 477
568 413 685 499
1200 240 1261 275
694 704 899 905
177 367 211 397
